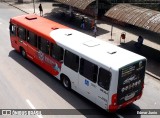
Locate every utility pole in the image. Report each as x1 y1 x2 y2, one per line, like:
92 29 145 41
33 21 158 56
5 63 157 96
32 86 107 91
111 25 113 40
33 0 35 13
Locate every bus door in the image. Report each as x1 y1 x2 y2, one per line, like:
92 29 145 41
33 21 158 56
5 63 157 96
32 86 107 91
79 58 98 102
10 23 19 50
95 68 111 109
16 26 28 51
26 31 38 60
63 50 80 90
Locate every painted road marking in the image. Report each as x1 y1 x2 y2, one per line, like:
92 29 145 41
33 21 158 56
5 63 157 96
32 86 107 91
26 99 43 118
116 113 124 118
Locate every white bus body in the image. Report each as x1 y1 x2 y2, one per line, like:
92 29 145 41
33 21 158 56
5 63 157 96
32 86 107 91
50 29 146 112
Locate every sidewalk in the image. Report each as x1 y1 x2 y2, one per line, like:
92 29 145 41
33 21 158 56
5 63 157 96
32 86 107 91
3 0 160 80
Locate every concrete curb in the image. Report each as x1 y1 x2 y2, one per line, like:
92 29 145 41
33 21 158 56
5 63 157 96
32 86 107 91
146 71 160 81
3 1 29 14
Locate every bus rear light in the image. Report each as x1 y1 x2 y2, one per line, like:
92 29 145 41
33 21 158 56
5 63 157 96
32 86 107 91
109 94 142 112
109 105 118 112
111 94 117 105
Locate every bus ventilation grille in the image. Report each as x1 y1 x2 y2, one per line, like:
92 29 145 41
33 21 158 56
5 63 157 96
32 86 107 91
65 33 72 36
25 16 37 20
51 27 59 30
107 51 117 54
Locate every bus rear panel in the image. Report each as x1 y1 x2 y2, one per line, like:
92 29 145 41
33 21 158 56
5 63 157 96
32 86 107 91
109 59 146 112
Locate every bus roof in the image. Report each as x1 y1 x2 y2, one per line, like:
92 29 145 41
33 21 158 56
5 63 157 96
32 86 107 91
50 29 146 70
10 14 68 41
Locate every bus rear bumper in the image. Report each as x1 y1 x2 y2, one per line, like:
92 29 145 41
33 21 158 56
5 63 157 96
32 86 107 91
109 93 142 112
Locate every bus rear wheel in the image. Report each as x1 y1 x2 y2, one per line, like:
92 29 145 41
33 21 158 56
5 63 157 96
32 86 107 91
62 75 71 90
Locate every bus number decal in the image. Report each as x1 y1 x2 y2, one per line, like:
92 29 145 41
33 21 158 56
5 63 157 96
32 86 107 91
98 96 107 102
91 83 96 88
38 50 45 61
100 88 107 94
37 50 61 72
52 63 60 72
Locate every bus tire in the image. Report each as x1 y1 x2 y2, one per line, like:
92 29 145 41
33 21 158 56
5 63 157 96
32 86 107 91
61 75 71 90
20 48 26 58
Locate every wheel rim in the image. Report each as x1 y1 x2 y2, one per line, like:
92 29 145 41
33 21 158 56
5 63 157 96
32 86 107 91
22 50 26 57
63 78 69 88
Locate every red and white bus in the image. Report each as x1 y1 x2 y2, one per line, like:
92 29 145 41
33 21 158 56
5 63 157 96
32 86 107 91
9 14 146 112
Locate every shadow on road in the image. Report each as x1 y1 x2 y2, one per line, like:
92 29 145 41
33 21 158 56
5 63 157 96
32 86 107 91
117 103 141 118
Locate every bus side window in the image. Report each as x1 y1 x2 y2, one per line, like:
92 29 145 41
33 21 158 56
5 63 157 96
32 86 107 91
17 27 26 41
9 23 16 36
27 31 37 47
51 43 64 61
38 37 49 55
64 50 79 72
98 68 111 90
80 58 98 83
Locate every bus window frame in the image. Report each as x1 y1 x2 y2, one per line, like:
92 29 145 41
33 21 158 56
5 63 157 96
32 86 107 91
17 26 26 41
27 30 37 47
98 68 111 91
50 43 64 62
9 23 17 36
38 36 50 55
80 58 98 83
64 50 79 72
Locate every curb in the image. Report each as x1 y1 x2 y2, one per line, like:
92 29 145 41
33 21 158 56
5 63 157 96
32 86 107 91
3 1 29 14
146 71 160 81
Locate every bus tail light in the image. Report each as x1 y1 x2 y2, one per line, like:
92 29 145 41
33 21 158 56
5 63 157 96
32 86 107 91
111 94 117 105
109 94 118 112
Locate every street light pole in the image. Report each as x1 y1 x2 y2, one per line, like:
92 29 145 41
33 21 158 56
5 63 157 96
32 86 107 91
33 0 35 13
111 25 113 40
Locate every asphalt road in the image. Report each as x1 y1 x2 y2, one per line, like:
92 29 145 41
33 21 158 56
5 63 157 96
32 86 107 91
0 2 160 118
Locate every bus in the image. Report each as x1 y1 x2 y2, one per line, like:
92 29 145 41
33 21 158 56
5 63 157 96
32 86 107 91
9 14 146 112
